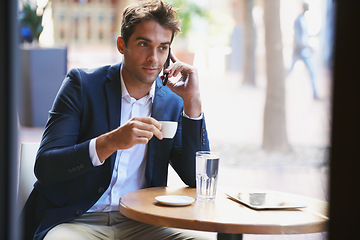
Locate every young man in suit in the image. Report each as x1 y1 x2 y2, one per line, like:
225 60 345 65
21 0 210 239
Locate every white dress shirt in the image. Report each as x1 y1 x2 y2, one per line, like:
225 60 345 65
87 68 155 212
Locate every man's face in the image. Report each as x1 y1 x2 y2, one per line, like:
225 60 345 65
117 20 173 87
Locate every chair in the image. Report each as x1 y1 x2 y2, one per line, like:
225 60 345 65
18 142 40 209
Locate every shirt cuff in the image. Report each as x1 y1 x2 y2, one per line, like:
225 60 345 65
89 138 104 167
182 111 204 120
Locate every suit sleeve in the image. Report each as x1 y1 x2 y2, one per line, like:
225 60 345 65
34 69 95 185
169 115 210 187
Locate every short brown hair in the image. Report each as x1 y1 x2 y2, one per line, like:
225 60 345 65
121 0 181 46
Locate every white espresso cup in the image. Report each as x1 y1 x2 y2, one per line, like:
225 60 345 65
159 121 178 139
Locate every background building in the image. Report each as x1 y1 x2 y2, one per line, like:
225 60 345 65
51 0 133 45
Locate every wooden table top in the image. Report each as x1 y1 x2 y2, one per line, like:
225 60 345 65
119 187 328 234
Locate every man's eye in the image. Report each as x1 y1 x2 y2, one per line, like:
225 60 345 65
160 46 168 51
140 42 148 47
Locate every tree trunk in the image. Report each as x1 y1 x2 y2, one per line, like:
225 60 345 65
243 0 256 86
262 0 290 152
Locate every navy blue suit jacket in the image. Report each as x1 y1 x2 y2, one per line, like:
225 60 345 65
21 63 210 240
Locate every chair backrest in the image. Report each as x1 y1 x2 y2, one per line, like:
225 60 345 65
18 142 40 209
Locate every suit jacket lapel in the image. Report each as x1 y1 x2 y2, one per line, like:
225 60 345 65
105 63 121 131
146 79 168 186
104 63 121 169
151 79 167 121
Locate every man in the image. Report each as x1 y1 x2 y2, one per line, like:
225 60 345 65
21 0 210 239
287 1 318 99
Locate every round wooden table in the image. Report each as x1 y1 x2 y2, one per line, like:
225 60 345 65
119 187 328 235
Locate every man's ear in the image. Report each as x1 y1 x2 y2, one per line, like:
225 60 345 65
117 36 125 54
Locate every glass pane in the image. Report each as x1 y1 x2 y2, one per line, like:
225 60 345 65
19 1 333 239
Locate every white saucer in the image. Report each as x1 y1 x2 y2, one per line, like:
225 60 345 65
155 195 195 206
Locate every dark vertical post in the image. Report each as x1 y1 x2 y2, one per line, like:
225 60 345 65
0 0 20 240
217 233 243 240
329 1 360 239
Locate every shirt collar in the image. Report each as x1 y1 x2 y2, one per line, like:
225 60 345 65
120 65 155 104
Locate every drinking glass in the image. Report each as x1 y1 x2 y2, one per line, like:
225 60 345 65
196 151 220 201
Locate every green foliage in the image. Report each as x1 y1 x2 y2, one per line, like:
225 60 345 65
19 0 50 42
170 0 209 37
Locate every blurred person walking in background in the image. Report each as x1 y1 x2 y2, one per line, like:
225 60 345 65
287 1 318 99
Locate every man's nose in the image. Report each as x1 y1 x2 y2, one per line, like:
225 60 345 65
146 49 158 63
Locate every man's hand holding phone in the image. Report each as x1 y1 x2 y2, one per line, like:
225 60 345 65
162 51 202 119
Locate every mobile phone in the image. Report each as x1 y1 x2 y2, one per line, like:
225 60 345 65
162 48 171 86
